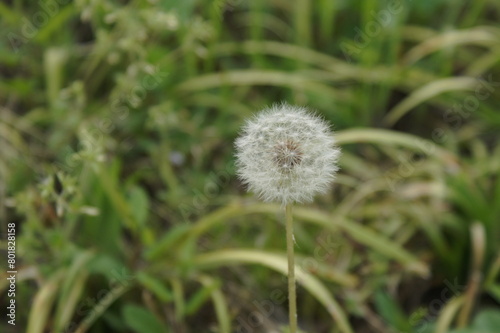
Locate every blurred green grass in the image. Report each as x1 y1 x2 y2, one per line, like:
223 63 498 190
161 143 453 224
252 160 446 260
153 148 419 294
0 0 500 332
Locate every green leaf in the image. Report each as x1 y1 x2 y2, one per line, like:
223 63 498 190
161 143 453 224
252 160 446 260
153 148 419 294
136 272 173 302
122 304 168 333
74 284 131 333
128 186 150 227
145 223 191 260
374 290 412 332
487 284 500 303
439 308 500 333
87 255 133 283
184 280 220 315
472 309 500 332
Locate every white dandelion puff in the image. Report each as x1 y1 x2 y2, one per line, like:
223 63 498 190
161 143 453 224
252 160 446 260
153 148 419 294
235 103 341 205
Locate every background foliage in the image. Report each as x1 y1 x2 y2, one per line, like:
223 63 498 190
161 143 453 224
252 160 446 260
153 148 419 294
1 0 500 332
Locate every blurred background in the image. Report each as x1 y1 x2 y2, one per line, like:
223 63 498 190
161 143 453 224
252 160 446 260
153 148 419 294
1 0 500 332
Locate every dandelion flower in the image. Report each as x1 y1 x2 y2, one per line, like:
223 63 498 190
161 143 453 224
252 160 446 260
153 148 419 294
235 103 340 205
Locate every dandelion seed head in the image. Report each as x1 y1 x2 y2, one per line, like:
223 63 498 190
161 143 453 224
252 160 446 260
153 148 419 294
235 103 341 205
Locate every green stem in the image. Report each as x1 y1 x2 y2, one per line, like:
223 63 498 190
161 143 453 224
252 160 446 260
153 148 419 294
286 203 297 333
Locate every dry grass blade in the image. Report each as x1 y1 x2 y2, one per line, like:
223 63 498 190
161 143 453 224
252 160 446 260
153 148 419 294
27 270 65 333
189 201 429 276
194 249 354 333
465 46 500 76
74 283 132 333
54 251 94 332
435 296 465 333
383 77 478 126
198 275 231 333
335 128 458 167
292 207 429 277
403 28 499 65
175 70 344 100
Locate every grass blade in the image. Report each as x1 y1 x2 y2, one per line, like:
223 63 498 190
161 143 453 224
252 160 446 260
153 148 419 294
27 270 65 333
194 249 353 333
199 275 231 333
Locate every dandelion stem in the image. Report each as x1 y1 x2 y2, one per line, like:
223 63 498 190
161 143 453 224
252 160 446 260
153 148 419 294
286 203 297 333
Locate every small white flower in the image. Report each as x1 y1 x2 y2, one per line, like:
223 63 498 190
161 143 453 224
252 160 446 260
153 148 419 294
235 103 341 205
